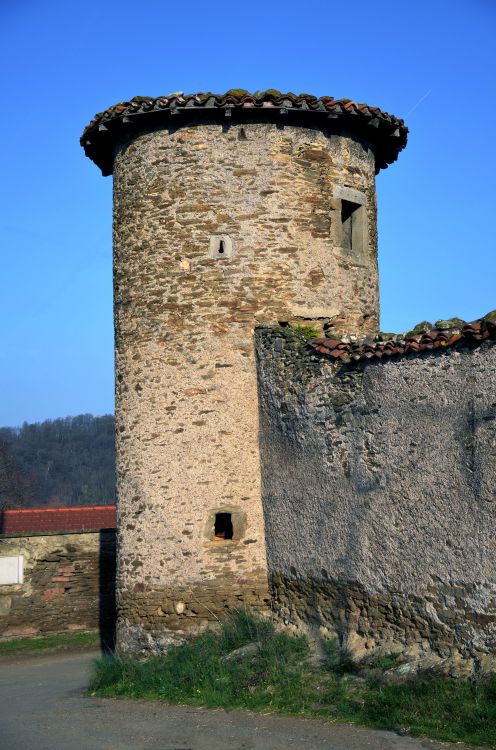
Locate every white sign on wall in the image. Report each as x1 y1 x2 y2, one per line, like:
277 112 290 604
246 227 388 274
0 556 24 585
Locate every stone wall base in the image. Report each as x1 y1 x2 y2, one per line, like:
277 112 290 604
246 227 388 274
117 572 270 656
270 574 496 677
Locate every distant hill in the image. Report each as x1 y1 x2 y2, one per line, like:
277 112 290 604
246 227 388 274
0 414 115 509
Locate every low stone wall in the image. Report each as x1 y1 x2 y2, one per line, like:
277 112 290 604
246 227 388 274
256 326 496 675
0 529 116 644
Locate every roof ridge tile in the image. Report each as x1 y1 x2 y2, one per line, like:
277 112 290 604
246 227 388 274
310 312 496 363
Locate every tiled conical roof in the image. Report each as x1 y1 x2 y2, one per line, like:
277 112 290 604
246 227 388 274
81 90 408 175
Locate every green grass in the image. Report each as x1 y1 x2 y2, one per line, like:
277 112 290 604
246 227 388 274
288 323 321 340
0 630 99 657
89 612 496 748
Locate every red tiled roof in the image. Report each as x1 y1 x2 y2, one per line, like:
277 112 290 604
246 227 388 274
310 313 496 363
81 90 408 176
0 505 117 535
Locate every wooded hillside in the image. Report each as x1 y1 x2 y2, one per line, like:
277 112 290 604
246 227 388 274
0 414 115 509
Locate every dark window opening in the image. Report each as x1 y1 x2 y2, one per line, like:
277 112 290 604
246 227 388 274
218 240 225 254
341 199 359 250
214 512 233 540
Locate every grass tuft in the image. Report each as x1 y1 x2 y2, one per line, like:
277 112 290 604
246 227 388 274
0 630 99 657
288 323 321 340
90 611 308 711
89 611 496 748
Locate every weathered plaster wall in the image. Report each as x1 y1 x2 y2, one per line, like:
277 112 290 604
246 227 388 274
113 121 379 654
256 327 496 674
0 531 116 642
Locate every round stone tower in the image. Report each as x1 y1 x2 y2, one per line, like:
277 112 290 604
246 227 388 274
81 90 407 654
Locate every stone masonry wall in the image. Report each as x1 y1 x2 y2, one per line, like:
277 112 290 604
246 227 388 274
0 531 116 644
256 327 496 675
112 121 379 654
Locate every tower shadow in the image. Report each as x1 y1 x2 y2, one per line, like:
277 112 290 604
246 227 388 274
98 529 117 653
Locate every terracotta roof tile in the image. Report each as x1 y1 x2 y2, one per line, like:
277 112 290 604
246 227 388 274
81 90 408 176
0 505 117 534
310 313 496 363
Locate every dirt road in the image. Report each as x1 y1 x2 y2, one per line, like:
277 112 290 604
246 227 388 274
0 651 466 750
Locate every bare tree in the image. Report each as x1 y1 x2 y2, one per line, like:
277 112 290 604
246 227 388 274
0 437 34 510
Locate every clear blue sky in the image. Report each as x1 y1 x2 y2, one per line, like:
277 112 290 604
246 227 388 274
0 0 494 425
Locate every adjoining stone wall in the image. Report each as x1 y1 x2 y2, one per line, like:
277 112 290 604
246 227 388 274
0 531 116 644
256 327 496 675
112 121 379 653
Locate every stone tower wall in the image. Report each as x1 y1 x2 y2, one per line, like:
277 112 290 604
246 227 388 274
112 121 379 653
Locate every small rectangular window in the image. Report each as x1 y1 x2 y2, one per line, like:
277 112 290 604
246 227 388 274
340 199 366 256
214 513 233 540
341 200 358 250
